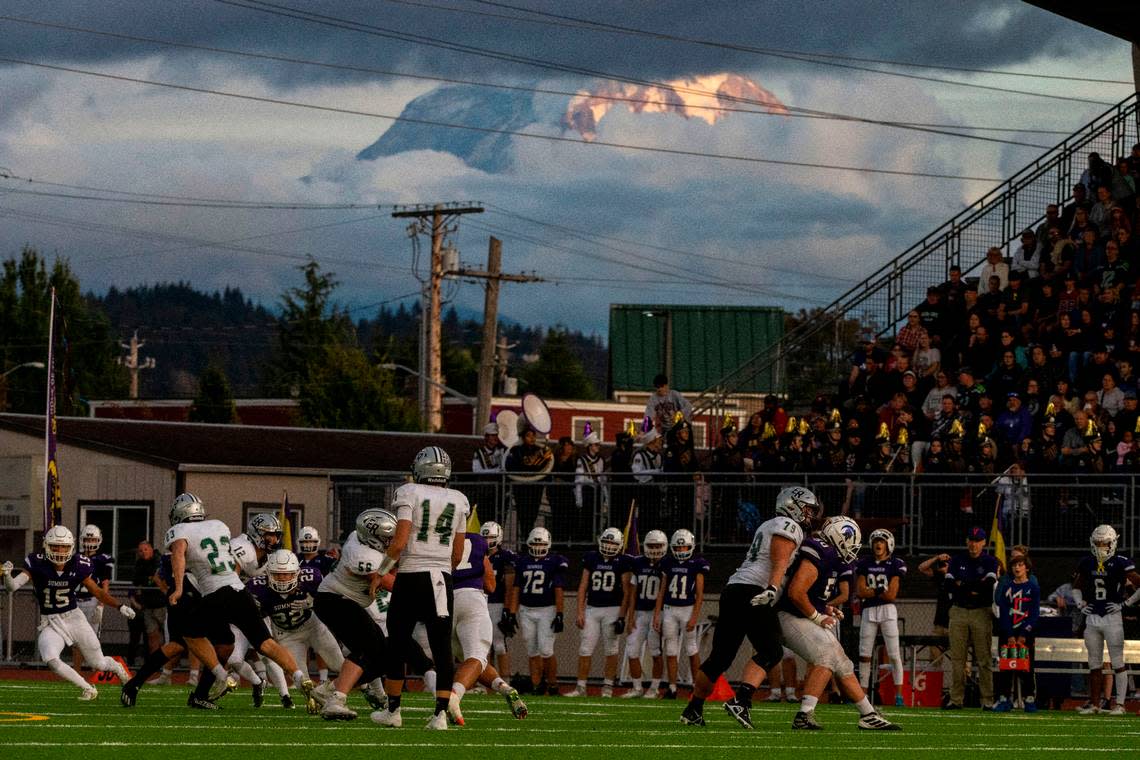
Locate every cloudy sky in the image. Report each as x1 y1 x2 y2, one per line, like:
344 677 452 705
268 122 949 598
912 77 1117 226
0 1 1133 337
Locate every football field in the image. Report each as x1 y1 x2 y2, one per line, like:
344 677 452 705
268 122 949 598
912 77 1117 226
1 681 1138 759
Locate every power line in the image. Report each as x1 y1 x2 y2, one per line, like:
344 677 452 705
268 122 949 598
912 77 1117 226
0 57 1006 182
0 15 1070 145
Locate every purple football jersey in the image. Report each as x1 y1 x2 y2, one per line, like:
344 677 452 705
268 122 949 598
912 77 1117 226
582 551 628 608
778 537 846 617
75 552 114 601
659 555 710 607
299 552 336 576
454 533 490 592
488 547 517 604
1077 554 1136 616
247 566 323 631
854 556 907 609
24 553 94 615
628 555 664 611
514 553 568 608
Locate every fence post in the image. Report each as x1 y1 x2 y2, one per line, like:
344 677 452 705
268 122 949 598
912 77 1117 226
5 589 12 663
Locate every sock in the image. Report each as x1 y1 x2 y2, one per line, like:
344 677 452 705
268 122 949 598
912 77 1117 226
233 660 262 686
892 662 904 686
452 683 466 700
319 668 329 682
854 696 875 716
211 664 229 683
195 669 216 699
47 658 91 690
130 648 171 686
423 670 437 693
189 668 199 677
577 679 587 689
491 677 511 694
649 678 660 691
292 669 306 688
253 660 266 677
603 679 613 687
859 664 872 689
268 664 289 697
387 695 401 712
800 695 819 713
434 696 449 715
1116 669 1128 705
784 687 796 699
162 668 173 677
734 683 756 706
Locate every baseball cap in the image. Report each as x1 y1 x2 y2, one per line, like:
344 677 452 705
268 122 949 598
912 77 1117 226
967 527 987 542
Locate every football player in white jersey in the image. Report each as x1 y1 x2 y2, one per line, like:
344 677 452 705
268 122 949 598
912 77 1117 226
372 447 469 731
680 486 819 727
2 525 134 700
164 493 315 711
224 513 285 706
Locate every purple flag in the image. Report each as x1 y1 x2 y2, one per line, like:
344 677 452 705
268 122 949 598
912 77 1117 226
44 289 61 529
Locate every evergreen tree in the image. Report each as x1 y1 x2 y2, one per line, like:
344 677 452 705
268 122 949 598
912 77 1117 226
299 344 419 431
188 363 238 423
520 328 600 400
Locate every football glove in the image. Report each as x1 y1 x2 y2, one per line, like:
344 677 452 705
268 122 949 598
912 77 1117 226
750 585 779 607
613 617 626 635
1104 602 1122 615
119 604 137 620
498 610 517 637
552 612 565 633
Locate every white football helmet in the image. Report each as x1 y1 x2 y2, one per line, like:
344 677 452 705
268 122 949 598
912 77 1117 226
599 527 624 558
298 526 321 554
481 521 503 550
643 530 668 561
170 492 206 525
413 446 452 485
527 527 551 558
670 529 695 561
356 509 398 552
81 524 103 554
820 516 862 564
869 528 894 557
774 486 822 529
43 525 76 565
248 513 283 550
266 549 301 594
1090 524 1118 564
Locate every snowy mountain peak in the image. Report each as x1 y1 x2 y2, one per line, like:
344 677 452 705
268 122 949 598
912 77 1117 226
564 73 788 141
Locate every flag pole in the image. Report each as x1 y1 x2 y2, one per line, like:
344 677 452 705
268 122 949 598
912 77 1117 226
43 287 59 531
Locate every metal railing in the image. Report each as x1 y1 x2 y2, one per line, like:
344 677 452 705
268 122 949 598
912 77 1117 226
692 93 1140 417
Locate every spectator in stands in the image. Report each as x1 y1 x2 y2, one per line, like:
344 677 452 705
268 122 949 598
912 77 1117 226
1116 226 1139 267
1048 226 1076 280
1128 143 1140 180
912 329 941 382
993 554 1040 713
1107 207 1132 246
574 430 607 541
1099 373 1125 418
1023 345 1056 396
923 372 956 418
507 425 555 532
1061 182 1091 233
1009 230 1041 279
1070 207 1098 245
1090 185 1118 238
1031 278 1059 331
1081 152 1113 197
1060 409 1091 470
709 423 744 540
644 374 693 434
956 366 985 423
896 309 926 354
1002 272 1031 328
944 526 1000 710
1022 377 1044 420
757 394 789 438
1036 205 1061 244
963 324 996 378
980 247 1010 291
550 435 579 537
916 286 948 346
631 428 665 525
663 419 699 528
995 392 1033 458
987 351 1023 401
1050 311 1082 382
1078 345 1117 395
1073 227 1104 283
979 278 1003 325
1111 157 1135 207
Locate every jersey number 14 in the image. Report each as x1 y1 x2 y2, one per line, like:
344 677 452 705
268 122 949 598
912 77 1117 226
415 500 456 545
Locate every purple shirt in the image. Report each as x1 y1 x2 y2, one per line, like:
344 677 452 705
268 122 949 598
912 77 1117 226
453 533 489 592
581 551 629 608
24 553 93 615
628 555 664 611
514 554 568 608
488 547 518 605
1077 554 1136 616
779 537 846 617
854 556 907 609
247 566 323 631
299 553 336 576
659 555 710 608
75 552 114 601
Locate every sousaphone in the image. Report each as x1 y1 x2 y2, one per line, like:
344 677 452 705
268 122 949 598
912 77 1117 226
506 393 554 482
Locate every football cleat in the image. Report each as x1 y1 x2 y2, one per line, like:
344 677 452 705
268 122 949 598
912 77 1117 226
792 711 823 730
1105 704 1126 716
310 681 333 708
623 686 644 699
941 702 963 710
895 694 905 707
663 686 678 700
321 691 358 721
120 684 138 708
601 685 613 698
1023 698 1037 714
79 687 99 702
360 684 386 711
565 685 587 698
505 689 528 719
447 693 465 726
991 697 1012 713
723 698 754 730
188 694 220 710
252 680 265 708
1077 702 1099 715
546 683 561 697
426 711 448 731
187 672 199 687
371 708 402 727
281 694 295 710
207 675 237 702
766 690 783 702
679 705 706 726
642 687 660 699
858 712 901 730
148 673 171 686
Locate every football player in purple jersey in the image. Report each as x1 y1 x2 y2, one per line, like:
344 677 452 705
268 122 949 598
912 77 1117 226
653 529 708 699
855 528 908 704
483 521 518 678
1072 524 1140 715
507 527 568 695
296 525 337 683
3 525 134 700
568 527 632 698
73 525 115 672
622 530 667 698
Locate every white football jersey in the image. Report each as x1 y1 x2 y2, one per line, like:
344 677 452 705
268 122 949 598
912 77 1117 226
727 515 805 589
392 482 470 573
318 532 386 607
164 519 244 595
230 533 267 578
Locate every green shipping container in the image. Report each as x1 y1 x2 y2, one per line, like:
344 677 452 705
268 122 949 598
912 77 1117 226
608 304 785 395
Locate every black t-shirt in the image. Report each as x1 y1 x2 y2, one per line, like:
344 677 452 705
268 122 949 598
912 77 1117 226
133 554 166 609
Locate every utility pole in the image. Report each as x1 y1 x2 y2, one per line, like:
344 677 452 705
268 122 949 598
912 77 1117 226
393 203 484 431
118 330 155 399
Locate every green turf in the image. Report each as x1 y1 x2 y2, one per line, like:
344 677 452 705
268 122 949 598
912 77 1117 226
0 680 1136 759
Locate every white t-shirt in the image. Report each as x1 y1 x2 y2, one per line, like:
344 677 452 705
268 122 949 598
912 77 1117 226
392 482 470 573
164 519 244 595
318 532 386 608
727 516 805 589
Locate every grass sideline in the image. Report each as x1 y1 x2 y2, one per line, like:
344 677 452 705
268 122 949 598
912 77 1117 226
0 680 1137 759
